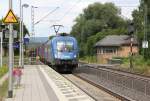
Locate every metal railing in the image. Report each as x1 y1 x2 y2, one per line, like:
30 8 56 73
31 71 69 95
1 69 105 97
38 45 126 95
75 64 150 101
14 57 39 66
2 56 39 67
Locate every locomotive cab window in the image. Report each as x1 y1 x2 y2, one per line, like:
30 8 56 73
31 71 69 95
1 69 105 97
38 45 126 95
57 41 74 52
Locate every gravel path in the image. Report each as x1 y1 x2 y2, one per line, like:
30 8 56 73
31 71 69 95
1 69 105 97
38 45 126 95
63 74 121 101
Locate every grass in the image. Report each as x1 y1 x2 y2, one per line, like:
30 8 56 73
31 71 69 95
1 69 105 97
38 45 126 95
0 80 8 101
80 55 97 63
120 55 150 75
0 65 8 101
0 66 8 78
80 55 150 76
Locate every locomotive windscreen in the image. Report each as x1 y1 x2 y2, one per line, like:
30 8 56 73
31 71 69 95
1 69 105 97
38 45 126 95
57 41 74 52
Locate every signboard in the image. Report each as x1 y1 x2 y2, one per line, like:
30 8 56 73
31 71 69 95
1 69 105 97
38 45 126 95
5 30 17 38
24 34 29 44
142 41 148 48
24 38 29 44
13 30 18 38
13 42 19 48
3 9 18 23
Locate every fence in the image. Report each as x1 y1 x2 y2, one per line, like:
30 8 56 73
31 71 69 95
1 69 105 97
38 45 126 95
75 64 150 101
2 56 39 67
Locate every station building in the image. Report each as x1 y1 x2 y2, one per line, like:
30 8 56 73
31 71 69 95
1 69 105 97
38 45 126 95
95 35 139 64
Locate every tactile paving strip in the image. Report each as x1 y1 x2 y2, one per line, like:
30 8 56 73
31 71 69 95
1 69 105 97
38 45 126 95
39 65 95 101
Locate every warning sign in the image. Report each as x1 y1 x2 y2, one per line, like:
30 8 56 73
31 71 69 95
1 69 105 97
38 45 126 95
3 9 18 23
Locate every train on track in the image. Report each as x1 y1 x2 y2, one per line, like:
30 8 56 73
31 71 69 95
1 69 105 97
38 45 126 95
36 33 78 72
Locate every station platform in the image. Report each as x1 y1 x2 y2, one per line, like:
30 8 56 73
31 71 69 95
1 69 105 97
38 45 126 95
5 65 95 101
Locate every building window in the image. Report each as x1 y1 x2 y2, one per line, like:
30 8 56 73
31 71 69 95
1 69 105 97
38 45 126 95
105 49 114 53
97 49 101 54
97 47 118 54
102 48 117 54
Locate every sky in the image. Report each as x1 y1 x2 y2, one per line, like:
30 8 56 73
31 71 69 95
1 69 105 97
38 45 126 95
0 0 140 37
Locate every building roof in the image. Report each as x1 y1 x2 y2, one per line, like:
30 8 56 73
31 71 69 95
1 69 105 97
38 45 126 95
95 35 138 47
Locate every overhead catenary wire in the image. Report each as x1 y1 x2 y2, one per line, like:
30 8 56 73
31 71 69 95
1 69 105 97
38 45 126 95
32 1 139 35
58 0 82 22
32 0 68 24
33 1 138 25
34 7 60 25
57 1 138 23
117 5 139 7
34 0 82 30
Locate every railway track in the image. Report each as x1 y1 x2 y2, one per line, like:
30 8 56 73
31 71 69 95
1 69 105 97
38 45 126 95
62 74 121 101
73 62 150 101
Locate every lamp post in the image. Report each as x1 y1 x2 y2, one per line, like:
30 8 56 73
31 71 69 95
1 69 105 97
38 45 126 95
31 6 38 62
19 0 22 68
21 4 29 68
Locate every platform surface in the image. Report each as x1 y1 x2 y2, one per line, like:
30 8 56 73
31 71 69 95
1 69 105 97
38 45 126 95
5 65 95 101
5 65 50 101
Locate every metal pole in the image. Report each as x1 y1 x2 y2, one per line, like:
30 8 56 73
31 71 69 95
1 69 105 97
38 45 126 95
0 31 3 67
130 36 133 69
31 6 35 62
22 6 24 68
143 4 148 58
31 6 37 61
19 0 22 67
31 6 35 36
8 0 13 98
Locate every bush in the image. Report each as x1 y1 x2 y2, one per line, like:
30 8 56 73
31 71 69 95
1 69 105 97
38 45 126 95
146 60 150 66
133 55 146 66
112 57 124 59
80 55 97 63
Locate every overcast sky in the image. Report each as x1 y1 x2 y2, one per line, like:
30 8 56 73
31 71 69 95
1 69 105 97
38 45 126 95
0 0 140 37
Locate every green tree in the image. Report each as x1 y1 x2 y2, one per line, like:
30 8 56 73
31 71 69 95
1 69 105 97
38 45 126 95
132 0 150 59
71 2 128 56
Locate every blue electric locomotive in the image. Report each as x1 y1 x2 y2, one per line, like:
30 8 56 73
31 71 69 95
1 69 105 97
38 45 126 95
43 33 78 72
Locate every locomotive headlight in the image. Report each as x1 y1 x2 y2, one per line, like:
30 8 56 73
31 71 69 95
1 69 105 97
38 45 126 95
74 54 77 58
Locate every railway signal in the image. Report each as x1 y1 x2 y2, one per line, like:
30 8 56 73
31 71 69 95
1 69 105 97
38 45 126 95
128 22 135 69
